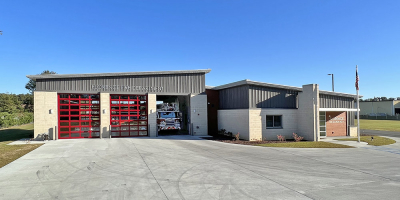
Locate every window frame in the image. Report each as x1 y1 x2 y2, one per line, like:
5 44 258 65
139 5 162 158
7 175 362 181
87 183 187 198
266 115 283 129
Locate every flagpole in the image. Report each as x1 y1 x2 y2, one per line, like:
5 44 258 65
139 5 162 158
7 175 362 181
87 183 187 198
356 65 360 143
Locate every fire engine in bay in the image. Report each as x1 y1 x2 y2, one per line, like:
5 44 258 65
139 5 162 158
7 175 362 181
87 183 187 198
157 103 182 132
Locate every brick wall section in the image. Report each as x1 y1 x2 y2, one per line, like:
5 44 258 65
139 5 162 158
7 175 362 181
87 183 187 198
218 109 250 140
34 91 58 140
190 94 208 136
258 109 298 140
148 94 157 137
297 84 319 141
100 93 110 138
326 111 347 137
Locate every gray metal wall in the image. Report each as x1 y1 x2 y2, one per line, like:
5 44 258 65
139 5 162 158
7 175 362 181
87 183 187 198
249 85 298 108
219 85 249 109
319 94 354 108
36 73 206 94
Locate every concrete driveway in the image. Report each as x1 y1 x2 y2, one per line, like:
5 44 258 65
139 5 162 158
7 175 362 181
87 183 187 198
1 136 400 200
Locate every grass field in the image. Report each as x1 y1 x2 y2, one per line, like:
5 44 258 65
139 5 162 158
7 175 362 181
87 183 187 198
335 136 396 146
357 119 400 132
256 141 353 148
0 124 42 168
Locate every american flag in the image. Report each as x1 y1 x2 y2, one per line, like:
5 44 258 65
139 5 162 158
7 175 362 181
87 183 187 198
355 66 359 90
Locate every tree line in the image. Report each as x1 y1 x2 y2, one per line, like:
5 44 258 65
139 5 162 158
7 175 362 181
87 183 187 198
360 97 400 102
0 70 56 128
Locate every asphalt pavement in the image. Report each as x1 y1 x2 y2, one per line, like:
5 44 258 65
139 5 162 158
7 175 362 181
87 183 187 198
361 129 400 138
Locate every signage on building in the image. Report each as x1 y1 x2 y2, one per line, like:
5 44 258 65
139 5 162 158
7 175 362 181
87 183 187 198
91 85 164 92
329 116 345 123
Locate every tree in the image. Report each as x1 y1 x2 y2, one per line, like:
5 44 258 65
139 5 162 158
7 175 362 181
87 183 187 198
389 98 395 101
25 70 56 93
397 97 400 100
380 97 388 101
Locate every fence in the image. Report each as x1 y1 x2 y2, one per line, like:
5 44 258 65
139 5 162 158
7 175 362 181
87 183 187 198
359 115 400 120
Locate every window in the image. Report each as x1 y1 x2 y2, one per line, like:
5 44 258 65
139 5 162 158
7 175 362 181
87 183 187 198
266 115 282 128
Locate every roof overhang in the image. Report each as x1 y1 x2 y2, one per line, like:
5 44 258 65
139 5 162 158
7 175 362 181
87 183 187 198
26 69 211 81
211 79 359 99
319 108 360 112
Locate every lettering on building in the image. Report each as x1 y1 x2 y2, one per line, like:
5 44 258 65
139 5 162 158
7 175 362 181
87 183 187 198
91 85 164 91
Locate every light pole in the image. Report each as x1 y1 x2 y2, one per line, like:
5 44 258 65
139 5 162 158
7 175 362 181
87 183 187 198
327 74 334 92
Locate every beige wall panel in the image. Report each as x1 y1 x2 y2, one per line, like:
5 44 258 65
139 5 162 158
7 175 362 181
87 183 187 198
148 94 157 137
100 93 110 138
34 91 58 140
218 109 249 140
258 109 298 140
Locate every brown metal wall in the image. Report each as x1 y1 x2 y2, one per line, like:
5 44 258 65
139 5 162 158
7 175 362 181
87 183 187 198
206 89 219 135
319 94 354 108
36 73 206 94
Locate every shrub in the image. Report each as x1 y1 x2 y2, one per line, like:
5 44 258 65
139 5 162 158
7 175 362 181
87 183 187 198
277 135 285 141
293 133 304 142
234 132 240 141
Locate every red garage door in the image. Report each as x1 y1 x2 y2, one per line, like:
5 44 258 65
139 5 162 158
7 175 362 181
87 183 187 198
110 95 148 137
58 94 100 139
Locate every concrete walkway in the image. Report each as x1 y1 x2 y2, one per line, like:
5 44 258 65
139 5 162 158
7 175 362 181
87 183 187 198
1 136 400 199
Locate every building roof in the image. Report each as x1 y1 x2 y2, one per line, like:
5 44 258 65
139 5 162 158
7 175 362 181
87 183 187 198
210 79 359 99
26 69 211 81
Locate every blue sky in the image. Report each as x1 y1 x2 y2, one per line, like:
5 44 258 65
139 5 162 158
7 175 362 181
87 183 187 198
1 0 399 99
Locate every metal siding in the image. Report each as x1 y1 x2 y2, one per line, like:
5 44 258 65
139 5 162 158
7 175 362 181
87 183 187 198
219 85 249 109
319 94 354 108
248 85 297 108
36 74 205 94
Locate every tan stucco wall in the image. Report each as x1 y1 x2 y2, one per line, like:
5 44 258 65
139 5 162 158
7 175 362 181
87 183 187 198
34 91 58 140
297 84 319 141
218 109 250 140
190 94 208 136
359 101 394 115
148 93 157 137
100 93 110 138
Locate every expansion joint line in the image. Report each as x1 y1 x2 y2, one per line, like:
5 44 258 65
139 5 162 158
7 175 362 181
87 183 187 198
270 148 399 183
191 143 315 200
132 143 169 200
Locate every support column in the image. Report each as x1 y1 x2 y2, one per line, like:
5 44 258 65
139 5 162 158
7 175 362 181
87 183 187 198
297 84 320 141
147 93 157 137
100 93 110 138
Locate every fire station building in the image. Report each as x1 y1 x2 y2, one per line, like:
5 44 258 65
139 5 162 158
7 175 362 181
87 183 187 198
27 69 359 141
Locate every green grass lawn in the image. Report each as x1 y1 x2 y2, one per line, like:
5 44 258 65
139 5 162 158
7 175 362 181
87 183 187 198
335 136 396 146
357 119 400 132
0 124 42 168
256 141 353 148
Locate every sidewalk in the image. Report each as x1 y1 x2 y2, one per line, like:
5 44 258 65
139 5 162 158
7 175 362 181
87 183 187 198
321 136 369 148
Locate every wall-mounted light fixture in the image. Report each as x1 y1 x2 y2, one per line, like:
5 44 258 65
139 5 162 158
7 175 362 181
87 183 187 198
194 109 196 113
49 109 53 114
103 109 106 114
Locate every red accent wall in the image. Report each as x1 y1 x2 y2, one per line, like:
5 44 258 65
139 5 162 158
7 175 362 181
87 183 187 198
326 111 347 137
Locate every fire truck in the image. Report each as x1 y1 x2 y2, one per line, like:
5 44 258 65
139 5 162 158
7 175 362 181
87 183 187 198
157 103 182 131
